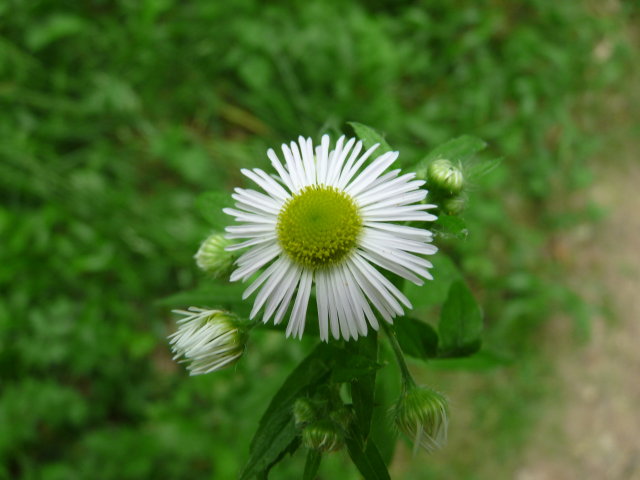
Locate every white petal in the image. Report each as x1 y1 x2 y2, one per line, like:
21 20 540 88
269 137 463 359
336 143 380 189
346 151 399 197
241 168 290 201
364 221 434 241
274 266 303 325
267 148 295 192
231 244 280 282
250 257 292 318
315 269 330 341
286 269 313 339
225 233 277 251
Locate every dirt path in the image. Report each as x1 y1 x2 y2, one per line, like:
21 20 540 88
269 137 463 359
515 156 640 479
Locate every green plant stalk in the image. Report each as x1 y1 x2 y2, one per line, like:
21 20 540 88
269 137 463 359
381 321 416 391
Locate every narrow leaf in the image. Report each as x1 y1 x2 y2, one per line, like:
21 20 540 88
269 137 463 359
438 281 483 357
349 334 378 440
348 122 393 155
303 450 322 480
345 426 391 480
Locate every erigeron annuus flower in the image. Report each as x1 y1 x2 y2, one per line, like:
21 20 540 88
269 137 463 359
169 307 247 375
224 135 437 341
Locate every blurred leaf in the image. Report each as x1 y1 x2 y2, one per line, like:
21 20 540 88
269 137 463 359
348 122 393 155
26 14 87 51
196 191 234 230
438 281 483 358
395 317 438 360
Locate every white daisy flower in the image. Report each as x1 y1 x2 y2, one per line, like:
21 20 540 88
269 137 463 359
169 307 247 375
224 135 437 341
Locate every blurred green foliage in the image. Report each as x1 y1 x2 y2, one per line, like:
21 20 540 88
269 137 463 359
0 0 635 479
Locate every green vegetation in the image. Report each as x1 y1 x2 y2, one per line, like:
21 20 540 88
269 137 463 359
1 1 636 479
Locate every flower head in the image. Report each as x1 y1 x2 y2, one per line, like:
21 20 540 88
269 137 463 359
224 135 437 341
169 307 247 375
392 386 449 453
426 159 464 196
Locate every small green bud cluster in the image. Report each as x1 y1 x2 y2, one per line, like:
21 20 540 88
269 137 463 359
426 159 466 215
194 233 235 277
293 397 351 453
392 386 449 453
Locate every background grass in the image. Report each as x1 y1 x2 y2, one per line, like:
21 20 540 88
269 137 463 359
1 1 637 479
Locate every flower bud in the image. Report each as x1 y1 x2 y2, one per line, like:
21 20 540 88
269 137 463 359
426 159 464 196
392 386 449 453
329 406 353 430
293 398 317 427
194 233 235 277
441 194 466 216
302 419 344 453
169 307 247 375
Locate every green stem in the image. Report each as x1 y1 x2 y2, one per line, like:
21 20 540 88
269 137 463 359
381 322 416 390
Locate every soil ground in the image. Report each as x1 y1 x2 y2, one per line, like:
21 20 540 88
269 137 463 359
515 148 640 479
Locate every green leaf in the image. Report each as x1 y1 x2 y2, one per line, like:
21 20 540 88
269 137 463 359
432 214 468 239
303 450 322 480
349 334 378 440
430 349 513 371
438 281 483 358
395 317 438 360
330 354 381 383
348 122 393 155
404 254 463 310
240 344 334 480
196 191 234 230
345 426 391 480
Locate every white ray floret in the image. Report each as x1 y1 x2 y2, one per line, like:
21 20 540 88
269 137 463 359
224 135 438 341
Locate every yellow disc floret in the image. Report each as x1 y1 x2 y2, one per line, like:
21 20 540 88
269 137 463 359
277 185 362 269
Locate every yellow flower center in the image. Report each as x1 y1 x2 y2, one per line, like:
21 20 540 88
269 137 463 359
277 185 362 269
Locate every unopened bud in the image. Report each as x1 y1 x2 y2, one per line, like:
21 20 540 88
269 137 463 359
302 419 344 453
427 159 464 196
293 398 317 427
392 386 449 453
195 233 235 277
169 307 247 375
329 407 353 430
